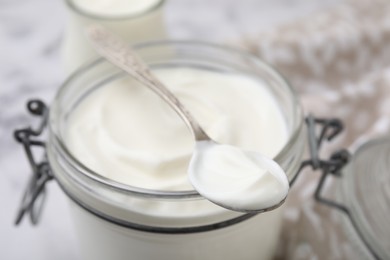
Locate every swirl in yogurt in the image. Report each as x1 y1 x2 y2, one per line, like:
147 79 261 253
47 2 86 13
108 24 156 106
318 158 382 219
65 67 288 196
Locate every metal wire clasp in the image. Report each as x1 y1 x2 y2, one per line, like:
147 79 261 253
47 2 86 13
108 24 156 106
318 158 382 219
291 115 350 209
14 99 53 225
293 115 380 260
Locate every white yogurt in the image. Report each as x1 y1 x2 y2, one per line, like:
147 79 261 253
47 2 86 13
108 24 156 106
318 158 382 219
189 141 289 211
62 0 166 73
64 66 289 260
66 68 288 192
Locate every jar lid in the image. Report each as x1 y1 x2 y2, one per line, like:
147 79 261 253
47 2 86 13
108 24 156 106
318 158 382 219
341 136 390 259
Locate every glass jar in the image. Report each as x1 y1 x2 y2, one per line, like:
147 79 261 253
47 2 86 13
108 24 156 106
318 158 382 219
334 137 390 260
30 42 305 260
61 0 166 73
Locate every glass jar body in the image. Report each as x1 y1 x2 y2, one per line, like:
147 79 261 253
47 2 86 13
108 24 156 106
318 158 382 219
68 200 284 260
48 42 305 260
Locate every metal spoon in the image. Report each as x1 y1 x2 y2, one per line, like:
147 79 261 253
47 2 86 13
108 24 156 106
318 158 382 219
86 25 289 213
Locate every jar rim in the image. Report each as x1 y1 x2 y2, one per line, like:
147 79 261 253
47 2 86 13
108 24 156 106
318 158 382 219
50 40 304 200
65 0 165 21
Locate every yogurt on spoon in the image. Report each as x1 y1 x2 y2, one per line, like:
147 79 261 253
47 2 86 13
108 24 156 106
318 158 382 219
86 25 290 213
189 141 289 212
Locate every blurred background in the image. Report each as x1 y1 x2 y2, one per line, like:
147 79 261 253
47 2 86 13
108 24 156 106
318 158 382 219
2 0 390 259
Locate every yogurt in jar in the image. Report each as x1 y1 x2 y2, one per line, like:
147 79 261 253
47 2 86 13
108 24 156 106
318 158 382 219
63 66 289 259
62 0 166 73
65 68 288 192
61 64 291 260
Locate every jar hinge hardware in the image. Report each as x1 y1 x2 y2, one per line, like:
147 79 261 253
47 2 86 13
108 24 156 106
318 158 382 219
14 99 52 225
290 115 350 211
292 115 379 260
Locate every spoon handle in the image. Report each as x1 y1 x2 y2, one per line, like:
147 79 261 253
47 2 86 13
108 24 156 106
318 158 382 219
86 25 209 141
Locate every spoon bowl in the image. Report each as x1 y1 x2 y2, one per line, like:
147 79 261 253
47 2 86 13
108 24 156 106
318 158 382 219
189 140 289 213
